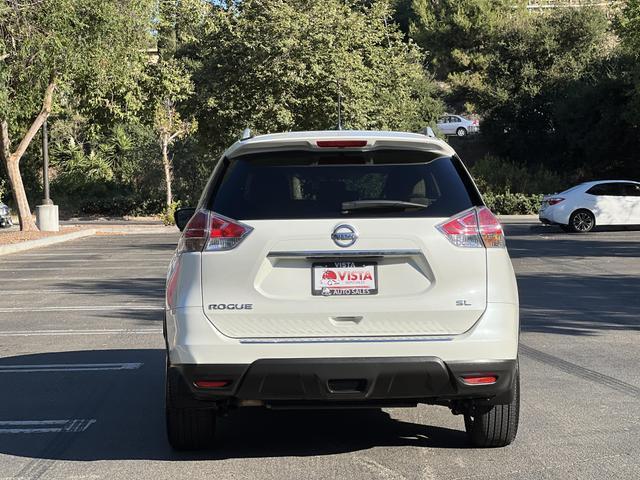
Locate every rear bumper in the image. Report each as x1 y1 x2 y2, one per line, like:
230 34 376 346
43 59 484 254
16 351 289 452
539 206 570 225
169 357 517 407
166 303 519 365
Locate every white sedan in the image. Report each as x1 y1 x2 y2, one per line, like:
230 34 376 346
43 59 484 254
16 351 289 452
539 180 640 232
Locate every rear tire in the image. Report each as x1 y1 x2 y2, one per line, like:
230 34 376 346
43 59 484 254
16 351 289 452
166 363 217 451
568 209 595 233
456 127 467 137
464 367 519 447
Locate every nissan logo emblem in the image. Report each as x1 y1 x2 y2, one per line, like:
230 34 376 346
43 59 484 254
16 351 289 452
331 224 358 248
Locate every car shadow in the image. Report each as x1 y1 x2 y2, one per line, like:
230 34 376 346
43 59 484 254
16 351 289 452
0 349 470 463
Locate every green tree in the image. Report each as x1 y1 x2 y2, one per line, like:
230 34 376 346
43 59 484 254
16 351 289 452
0 0 153 230
409 0 525 83
189 0 442 151
619 0 640 54
467 8 611 167
147 59 197 207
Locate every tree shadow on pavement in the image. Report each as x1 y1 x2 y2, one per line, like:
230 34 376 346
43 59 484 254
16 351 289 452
0 349 470 465
518 273 640 336
507 237 640 259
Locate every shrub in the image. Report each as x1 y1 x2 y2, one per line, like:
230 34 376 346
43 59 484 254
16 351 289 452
471 155 564 195
159 201 181 226
482 191 543 215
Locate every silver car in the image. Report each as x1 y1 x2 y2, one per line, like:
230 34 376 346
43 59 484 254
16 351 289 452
0 201 12 228
437 114 479 137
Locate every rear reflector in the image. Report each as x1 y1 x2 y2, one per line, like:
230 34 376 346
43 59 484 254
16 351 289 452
316 140 368 148
194 380 230 389
462 376 497 385
437 207 505 249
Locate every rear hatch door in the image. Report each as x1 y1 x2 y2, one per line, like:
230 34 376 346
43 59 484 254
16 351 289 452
201 148 486 338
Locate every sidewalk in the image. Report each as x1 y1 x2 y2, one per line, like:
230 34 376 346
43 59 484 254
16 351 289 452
0 220 177 256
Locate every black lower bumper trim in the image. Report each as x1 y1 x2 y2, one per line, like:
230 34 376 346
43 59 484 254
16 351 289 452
170 357 517 407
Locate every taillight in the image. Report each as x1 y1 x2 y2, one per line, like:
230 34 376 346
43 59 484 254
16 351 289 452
207 213 253 251
178 210 209 253
547 197 564 206
437 207 505 249
477 206 505 248
437 208 483 248
177 210 252 253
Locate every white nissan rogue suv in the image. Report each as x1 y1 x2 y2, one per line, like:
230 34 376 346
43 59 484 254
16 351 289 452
164 130 520 450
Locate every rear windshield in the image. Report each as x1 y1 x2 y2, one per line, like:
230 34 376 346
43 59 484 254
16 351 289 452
208 149 481 220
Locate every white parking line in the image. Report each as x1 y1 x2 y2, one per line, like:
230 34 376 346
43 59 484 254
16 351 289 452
12 252 172 257
2 259 169 264
0 419 96 434
0 289 163 295
0 266 167 271
0 305 163 313
0 277 162 282
0 363 143 373
0 328 162 337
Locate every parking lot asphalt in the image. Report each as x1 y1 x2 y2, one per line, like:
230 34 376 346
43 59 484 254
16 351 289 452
0 225 638 480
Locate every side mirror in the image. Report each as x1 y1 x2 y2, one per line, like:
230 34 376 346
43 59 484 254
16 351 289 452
174 207 196 232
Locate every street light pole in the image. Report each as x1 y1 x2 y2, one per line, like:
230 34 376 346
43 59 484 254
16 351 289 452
42 118 52 205
35 118 58 231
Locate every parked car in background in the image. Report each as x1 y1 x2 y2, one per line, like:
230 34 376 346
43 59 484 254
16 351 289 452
0 201 12 228
436 114 479 137
539 180 640 232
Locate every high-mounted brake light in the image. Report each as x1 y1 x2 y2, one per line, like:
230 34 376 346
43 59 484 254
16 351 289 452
437 207 505 248
547 197 564 206
316 140 368 148
177 210 252 253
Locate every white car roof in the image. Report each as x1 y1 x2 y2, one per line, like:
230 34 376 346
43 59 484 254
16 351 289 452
580 180 639 185
225 130 456 159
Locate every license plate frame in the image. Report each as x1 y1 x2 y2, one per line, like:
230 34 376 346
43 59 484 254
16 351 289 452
311 261 378 296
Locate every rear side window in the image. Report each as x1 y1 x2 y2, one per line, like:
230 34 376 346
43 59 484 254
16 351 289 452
586 183 626 196
623 183 640 197
208 149 481 220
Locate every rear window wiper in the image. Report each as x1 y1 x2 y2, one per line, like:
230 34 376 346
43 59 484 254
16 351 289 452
341 200 428 212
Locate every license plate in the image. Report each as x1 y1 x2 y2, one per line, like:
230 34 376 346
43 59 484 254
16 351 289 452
312 261 378 296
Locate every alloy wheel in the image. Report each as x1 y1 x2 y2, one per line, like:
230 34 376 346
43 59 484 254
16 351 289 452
573 212 594 232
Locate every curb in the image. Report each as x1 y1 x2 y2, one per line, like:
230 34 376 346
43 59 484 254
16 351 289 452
0 229 97 257
498 215 539 224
